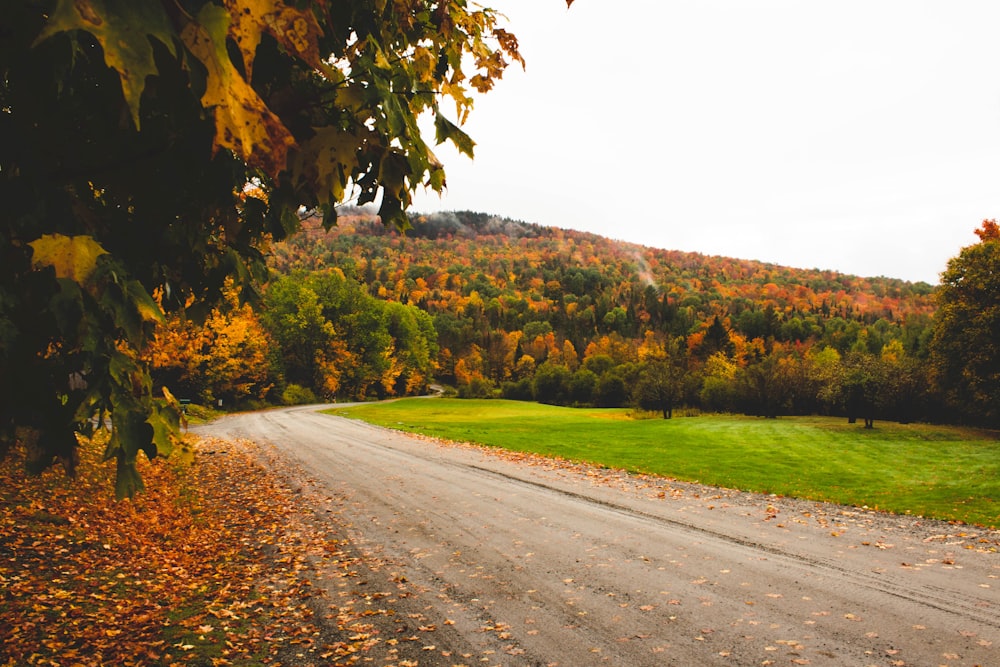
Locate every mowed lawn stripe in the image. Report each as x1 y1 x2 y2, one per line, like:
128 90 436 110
326 399 999 527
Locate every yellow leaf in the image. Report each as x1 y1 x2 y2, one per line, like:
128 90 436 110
29 234 108 284
180 4 295 177
289 126 360 205
225 0 324 80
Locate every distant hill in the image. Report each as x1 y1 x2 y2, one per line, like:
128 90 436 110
271 208 936 341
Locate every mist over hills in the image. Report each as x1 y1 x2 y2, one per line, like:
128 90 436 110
405 210 937 286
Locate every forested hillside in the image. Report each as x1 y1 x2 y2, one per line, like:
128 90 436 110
273 209 935 347
226 208 942 425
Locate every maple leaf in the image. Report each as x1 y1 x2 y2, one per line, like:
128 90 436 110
148 387 187 461
288 126 360 206
224 0 324 80
28 234 107 284
434 114 476 158
180 3 296 177
34 0 176 128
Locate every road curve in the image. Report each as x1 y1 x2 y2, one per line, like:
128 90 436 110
195 406 999 666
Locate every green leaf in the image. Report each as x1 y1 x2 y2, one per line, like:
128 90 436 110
107 409 154 499
434 114 476 158
149 387 184 460
427 164 446 192
378 150 410 198
377 191 407 232
95 271 163 345
33 0 177 128
126 279 164 325
115 456 145 500
319 202 338 231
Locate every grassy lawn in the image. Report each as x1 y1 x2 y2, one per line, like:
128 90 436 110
325 398 1000 528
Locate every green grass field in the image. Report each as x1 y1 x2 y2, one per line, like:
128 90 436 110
325 399 1000 528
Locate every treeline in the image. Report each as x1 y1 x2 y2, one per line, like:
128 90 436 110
237 208 965 426
147 269 438 406
146 208 998 427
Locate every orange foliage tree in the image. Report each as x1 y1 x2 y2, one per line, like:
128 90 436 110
147 285 274 406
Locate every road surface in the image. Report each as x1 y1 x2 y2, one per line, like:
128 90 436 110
196 405 999 666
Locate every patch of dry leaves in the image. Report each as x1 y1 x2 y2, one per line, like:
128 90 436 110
0 434 380 667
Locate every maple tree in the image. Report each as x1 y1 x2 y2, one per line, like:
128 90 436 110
146 282 275 406
930 220 1000 425
260 275 341 396
634 335 691 419
699 351 739 411
0 1 566 493
260 270 437 401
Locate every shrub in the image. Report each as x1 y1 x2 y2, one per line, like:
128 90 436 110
282 384 319 405
568 369 598 406
501 378 534 401
458 376 493 398
594 374 629 407
533 363 571 405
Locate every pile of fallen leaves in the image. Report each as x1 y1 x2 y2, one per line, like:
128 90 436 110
0 433 377 667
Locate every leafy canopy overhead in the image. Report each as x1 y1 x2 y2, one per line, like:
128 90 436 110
0 0 570 496
30 0 544 224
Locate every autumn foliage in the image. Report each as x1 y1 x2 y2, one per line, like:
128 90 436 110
141 209 1000 429
2 0 537 492
0 432 412 666
256 209 950 426
146 283 275 406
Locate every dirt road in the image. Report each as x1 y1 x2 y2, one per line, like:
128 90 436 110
196 406 999 666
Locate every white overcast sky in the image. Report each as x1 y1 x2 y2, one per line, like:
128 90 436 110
409 0 1000 284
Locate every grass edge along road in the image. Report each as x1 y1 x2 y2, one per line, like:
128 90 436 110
326 398 1000 529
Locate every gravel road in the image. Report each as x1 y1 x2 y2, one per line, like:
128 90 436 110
195 405 999 666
